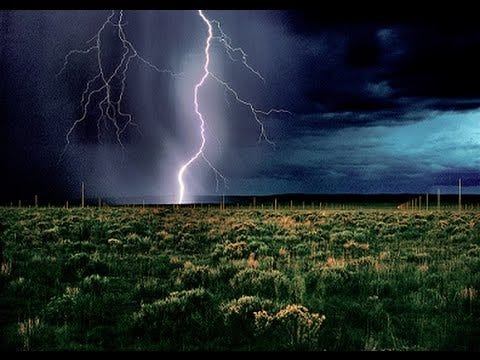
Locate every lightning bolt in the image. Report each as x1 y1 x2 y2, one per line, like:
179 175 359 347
177 10 291 204
57 10 179 162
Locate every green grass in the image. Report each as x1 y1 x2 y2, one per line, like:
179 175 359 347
1 206 479 350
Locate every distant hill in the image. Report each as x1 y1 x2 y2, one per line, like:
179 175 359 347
98 193 480 207
7 193 480 208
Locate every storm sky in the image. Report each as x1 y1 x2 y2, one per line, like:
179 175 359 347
2 8 480 202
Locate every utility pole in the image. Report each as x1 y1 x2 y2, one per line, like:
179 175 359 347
34 194 38 208
426 193 429 211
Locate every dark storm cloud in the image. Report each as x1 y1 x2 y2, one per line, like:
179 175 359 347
284 11 480 129
432 168 480 187
424 99 480 112
2 9 480 200
386 27 480 100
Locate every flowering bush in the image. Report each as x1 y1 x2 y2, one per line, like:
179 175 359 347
222 295 273 347
254 304 326 350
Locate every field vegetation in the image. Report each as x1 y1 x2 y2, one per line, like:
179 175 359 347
1 206 479 350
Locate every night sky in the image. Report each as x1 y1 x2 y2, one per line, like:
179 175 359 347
2 7 480 203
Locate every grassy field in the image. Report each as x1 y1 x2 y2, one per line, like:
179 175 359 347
1 206 479 351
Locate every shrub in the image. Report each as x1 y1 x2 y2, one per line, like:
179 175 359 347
44 286 80 324
247 240 270 256
177 262 218 288
222 295 273 348
132 288 220 350
330 230 354 243
45 275 132 339
230 268 290 299
223 241 249 259
80 274 111 295
17 317 44 350
254 304 326 350
61 253 109 281
134 277 169 303
41 226 60 242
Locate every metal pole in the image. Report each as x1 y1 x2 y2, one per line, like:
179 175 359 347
459 178 462 211
437 188 440 210
81 181 85 208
